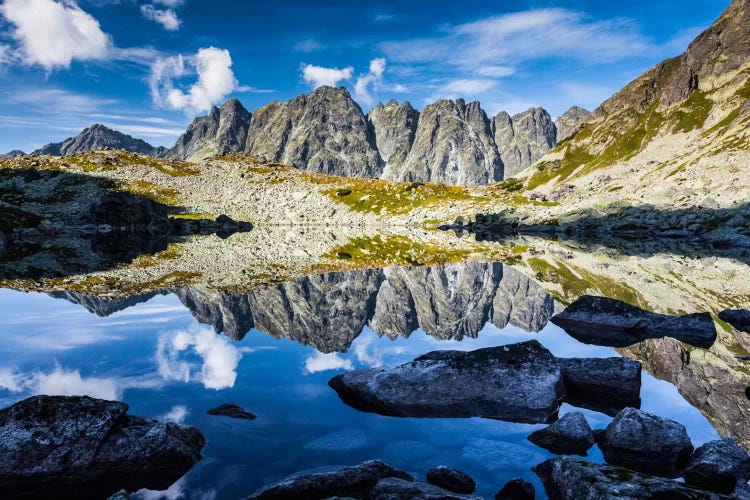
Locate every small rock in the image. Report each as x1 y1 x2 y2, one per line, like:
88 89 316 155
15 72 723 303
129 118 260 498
598 407 693 477
684 438 750 494
495 478 535 500
719 309 750 333
527 412 595 456
206 402 256 420
248 460 413 499
370 477 481 500
426 465 476 494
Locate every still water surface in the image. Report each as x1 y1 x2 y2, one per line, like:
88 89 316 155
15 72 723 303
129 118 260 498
0 262 723 498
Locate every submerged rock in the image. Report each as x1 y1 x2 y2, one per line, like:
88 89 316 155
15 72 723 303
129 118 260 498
426 465 476 494
370 477 481 499
598 407 694 478
534 457 728 499
719 309 750 334
329 340 565 423
684 439 750 494
248 460 413 500
527 412 595 456
551 295 717 348
0 395 205 498
558 357 642 416
206 402 256 420
495 478 535 500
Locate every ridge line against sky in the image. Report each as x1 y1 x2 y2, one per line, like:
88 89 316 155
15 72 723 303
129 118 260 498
0 0 728 152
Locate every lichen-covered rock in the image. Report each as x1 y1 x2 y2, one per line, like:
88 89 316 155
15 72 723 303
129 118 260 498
684 438 750 494
558 357 642 416
551 295 717 348
33 124 165 157
395 99 502 185
370 477 481 499
245 86 382 178
493 107 557 177
169 98 251 161
554 106 592 142
527 412 595 456
329 340 565 423
426 465 476 494
495 478 535 500
247 460 413 500
368 99 419 178
598 407 694 477
534 456 729 500
0 395 205 498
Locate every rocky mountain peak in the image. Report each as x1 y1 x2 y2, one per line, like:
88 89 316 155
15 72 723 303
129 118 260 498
555 106 593 141
492 107 557 178
367 99 419 177
32 124 164 157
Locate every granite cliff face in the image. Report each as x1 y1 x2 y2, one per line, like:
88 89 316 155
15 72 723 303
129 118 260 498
32 124 165 157
367 99 420 179
554 106 593 142
395 99 502 185
245 86 382 178
492 107 558 178
168 98 251 161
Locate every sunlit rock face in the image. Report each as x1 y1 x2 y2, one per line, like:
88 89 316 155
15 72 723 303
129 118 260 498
367 100 420 179
492 107 557 178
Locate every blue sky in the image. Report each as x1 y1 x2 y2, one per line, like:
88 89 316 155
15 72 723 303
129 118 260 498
0 0 729 152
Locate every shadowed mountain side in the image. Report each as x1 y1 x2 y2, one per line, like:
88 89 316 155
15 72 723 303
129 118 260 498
451 202 750 264
49 263 555 351
0 168 252 280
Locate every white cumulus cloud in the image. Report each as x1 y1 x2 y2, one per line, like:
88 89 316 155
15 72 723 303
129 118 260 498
140 4 181 31
156 326 242 390
0 0 112 69
354 57 386 106
304 352 353 374
150 47 241 115
302 63 353 88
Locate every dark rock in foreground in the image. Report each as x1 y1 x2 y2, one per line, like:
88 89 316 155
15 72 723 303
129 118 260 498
551 295 717 348
207 402 257 420
371 477 481 499
495 477 535 499
329 340 565 423
247 460 413 500
426 465 476 494
684 438 750 494
719 309 750 334
534 456 729 499
0 395 205 499
528 412 594 456
598 407 693 478
558 357 642 416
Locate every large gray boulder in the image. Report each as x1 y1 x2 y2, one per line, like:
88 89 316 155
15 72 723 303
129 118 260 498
551 295 717 348
368 99 419 178
0 395 205 498
169 98 251 161
684 439 750 494
534 456 729 499
598 407 694 477
329 340 565 423
493 107 557 177
554 106 592 142
426 465 476 494
527 412 595 456
247 460 413 499
370 477 481 499
558 357 642 415
395 99 502 185
245 86 382 178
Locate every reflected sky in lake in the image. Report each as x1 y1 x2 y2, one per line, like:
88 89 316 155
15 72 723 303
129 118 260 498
0 281 720 499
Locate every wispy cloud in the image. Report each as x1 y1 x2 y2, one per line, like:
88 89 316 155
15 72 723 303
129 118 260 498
140 4 181 31
353 58 386 106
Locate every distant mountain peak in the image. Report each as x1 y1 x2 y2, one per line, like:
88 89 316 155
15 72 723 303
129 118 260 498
32 124 165 157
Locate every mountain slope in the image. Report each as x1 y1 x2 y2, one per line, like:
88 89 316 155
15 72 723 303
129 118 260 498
33 124 165 157
519 0 750 209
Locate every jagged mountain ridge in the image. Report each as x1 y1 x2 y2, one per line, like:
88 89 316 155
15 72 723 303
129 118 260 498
519 0 750 209
50 263 555 351
168 87 589 186
32 124 167 157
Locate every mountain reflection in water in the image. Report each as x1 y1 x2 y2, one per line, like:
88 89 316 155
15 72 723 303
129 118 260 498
0 258 747 498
